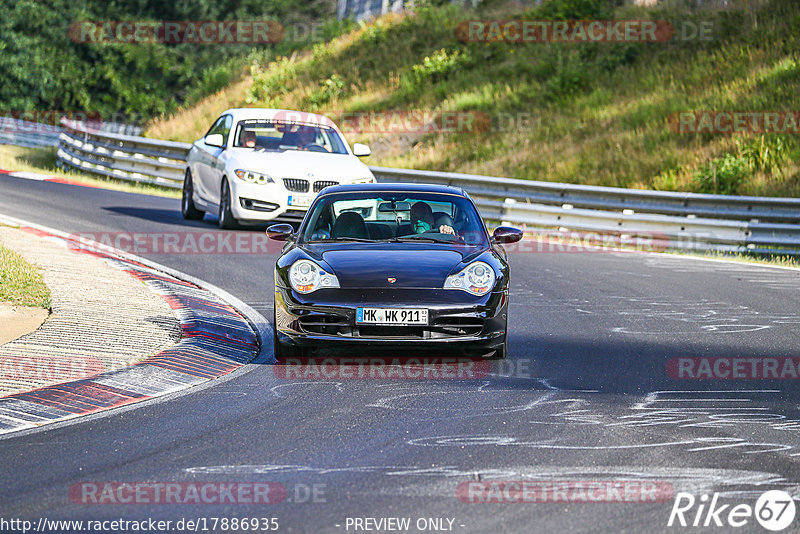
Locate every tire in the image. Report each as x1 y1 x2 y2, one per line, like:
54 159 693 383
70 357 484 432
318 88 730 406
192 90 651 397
218 178 238 229
181 170 204 220
273 309 303 360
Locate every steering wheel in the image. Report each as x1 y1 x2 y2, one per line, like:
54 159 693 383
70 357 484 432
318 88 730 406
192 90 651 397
302 143 328 153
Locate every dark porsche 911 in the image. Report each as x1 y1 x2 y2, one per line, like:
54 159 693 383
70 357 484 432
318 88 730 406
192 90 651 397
267 183 522 359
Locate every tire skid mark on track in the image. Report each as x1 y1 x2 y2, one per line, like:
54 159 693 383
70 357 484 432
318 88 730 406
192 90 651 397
0 223 259 435
241 379 800 500
404 389 800 459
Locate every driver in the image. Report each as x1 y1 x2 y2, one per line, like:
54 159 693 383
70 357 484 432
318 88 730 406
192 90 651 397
410 202 454 235
281 125 327 151
296 126 317 148
240 129 256 148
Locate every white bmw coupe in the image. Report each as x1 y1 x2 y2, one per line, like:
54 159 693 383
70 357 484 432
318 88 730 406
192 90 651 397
182 108 375 228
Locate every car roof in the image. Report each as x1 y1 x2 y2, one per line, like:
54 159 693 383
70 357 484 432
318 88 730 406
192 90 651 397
318 182 467 196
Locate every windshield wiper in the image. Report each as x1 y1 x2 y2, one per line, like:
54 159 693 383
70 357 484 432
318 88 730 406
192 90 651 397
311 237 375 243
391 235 450 243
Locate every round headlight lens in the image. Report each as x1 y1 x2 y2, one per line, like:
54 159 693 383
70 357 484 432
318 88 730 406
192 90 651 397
290 260 319 292
444 261 495 296
288 260 339 293
467 264 491 287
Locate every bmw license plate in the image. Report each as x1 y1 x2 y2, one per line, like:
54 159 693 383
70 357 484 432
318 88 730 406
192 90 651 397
288 195 312 207
356 307 428 325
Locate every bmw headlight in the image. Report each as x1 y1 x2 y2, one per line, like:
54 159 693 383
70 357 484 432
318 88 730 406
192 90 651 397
235 169 274 185
289 259 340 293
444 261 495 296
351 177 375 184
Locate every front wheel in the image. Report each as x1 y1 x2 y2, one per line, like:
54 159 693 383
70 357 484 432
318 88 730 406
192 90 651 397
218 179 238 229
181 170 204 220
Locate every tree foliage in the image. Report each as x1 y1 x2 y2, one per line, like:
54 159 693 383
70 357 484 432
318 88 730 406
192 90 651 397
0 0 336 122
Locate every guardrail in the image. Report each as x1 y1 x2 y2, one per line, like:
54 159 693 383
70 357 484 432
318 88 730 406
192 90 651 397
58 120 188 188
0 117 62 149
1 117 142 149
56 120 800 255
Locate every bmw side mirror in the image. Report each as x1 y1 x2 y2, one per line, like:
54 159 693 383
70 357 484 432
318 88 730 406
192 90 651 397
267 224 295 241
492 226 523 244
205 133 225 148
352 143 371 157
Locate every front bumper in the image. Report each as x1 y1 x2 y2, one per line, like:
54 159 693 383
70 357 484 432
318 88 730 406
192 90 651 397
275 287 508 352
229 180 310 224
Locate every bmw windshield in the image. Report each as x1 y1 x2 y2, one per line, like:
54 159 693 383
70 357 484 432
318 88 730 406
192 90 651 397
233 119 349 154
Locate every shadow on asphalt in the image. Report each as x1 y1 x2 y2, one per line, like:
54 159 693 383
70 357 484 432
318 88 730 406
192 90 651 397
512 334 800 398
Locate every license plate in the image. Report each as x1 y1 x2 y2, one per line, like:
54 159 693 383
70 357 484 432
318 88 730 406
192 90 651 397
356 307 428 325
288 195 312 207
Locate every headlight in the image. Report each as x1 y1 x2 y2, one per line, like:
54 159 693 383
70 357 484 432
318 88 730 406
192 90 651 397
351 177 375 184
235 169 274 184
444 261 495 296
289 259 340 293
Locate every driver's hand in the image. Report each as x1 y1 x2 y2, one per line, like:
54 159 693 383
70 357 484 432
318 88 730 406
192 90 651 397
439 225 455 235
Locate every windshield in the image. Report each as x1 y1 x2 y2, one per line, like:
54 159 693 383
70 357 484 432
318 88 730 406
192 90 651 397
300 192 489 246
233 119 348 154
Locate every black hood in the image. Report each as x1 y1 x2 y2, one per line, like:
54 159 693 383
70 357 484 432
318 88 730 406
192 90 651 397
304 243 485 289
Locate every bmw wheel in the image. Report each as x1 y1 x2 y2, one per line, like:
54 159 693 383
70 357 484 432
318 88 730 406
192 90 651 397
218 178 238 229
181 169 204 220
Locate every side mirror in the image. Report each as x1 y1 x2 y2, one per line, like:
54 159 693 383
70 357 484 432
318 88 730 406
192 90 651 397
267 223 295 241
352 143 371 157
492 226 523 244
205 133 225 148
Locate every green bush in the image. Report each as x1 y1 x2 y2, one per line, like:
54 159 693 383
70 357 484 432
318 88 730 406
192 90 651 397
543 49 589 101
526 0 615 20
694 153 749 195
306 74 346 108
247 57 297 106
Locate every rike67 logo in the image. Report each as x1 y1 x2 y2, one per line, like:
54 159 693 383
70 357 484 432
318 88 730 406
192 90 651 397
668 491 796 531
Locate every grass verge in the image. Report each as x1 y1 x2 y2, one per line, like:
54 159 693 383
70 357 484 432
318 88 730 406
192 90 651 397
664 249 799 269
0 245 52 309
0 145 180 199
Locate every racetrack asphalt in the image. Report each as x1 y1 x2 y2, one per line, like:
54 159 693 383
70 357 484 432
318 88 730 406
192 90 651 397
1 173 799 533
